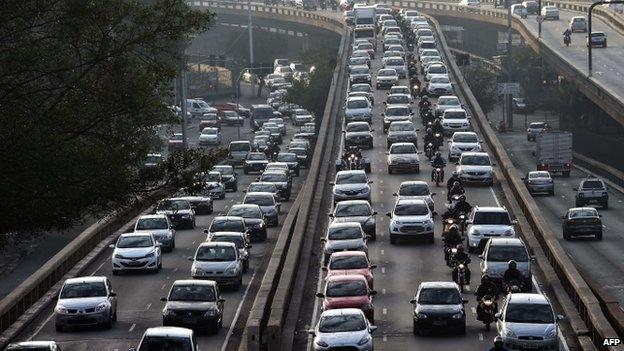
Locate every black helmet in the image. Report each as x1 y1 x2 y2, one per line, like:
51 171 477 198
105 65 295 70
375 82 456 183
508 260 517 269
452 171 459 177
482 274 490 282
426 128 432 134
453 181 460 187
459 195 466 201
494 336 504 346
449 224 459 233
435 151 441 157
456 244 464 252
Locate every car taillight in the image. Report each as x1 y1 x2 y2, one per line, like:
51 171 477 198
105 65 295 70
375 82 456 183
527 129 531 132
595 218 601 224
564 163 571 168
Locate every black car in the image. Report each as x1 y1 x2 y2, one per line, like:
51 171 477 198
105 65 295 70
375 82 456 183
276 152 301 176
410 282 467 335
562 207 603 240
213 165 238 192
289 147 310 168
227 204 268 242
161 280 224 333
206 216 246 236
154 198 196 229
258 170 292 201
174 194 213 215
244 152 269 174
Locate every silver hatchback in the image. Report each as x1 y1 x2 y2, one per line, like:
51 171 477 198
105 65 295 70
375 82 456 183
54 276 117 331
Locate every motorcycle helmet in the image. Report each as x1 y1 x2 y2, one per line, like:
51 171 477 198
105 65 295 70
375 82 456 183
459 195 467 201
456 244 464 252
481 274 490 282
435 151 441 157
452 171 459 177
508 260 517 269
493 336 504 346
453 181 460 187
426 128 432 134
449 224 459 233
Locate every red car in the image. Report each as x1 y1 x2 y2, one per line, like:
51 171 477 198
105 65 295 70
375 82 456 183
199 113 220 131
213 102 250 118
316 275 376 322
324 251 376 289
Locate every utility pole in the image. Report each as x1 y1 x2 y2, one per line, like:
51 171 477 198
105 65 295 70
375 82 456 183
506 0 514 130
538 0 542 38
248 0 255 92
587 0 624 76
179 42 189 149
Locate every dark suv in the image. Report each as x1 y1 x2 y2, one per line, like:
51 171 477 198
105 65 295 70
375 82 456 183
575 178 608 208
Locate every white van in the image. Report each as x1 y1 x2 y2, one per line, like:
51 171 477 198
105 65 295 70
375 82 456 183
186 98 217 118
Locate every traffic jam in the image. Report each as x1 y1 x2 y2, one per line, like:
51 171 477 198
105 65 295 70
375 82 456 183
306 3 565 351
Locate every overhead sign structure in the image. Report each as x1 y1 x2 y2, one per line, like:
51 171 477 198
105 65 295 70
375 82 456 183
498 82 520 95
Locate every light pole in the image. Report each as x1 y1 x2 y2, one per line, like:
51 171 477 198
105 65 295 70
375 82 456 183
587 0 622 77
506 0 514 129
538 0 542 38
247 0 255 92
179 42 189 149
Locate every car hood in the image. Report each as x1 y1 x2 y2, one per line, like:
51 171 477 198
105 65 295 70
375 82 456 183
115 247 155 258
416 303 463 315
257 205 277 213
58 296 108 309
459 165 492 173
317 329 369 346
398 195 434 205
384 115 410 121
470 224 514 234
388 154 419 162
166 301 218 311
243 218 263 226
326 239 366 250
443 118 469 124
504 322 556 338
334 184 370 192
392 214 431 224
193 260 238 271
345 132 372 138
429 82 452 88
483 261 530 278
324 295 370 309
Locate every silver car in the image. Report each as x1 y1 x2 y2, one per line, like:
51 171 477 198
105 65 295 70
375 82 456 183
387 121 418 148
243 191 281 227
496 293 562 350
331 170 372 205
387 142 420 174
480 238 532 290
134 214 176 251
393 181 435 211
190 242 243 290
376 68 399 89
330 200 378 239
434 95 462 117
322 222 369 263
522 171 554 195
310 308 376 351
198 127 221 146
208 232 251 273
344 96 373 124
387 198 435 244
54 276 117 331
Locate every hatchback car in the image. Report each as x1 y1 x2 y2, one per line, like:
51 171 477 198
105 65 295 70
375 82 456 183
154 198 196 229
587 31 607 48
134 214 176 251
526 121 549 141
426 75 453 96
387 142 420 174
349 65 372 85
111 233 162 274
330 200 377 239
227 204 267 242
393 181 435 211
562 207 603 240
456 152 494 185
246 182 279 199
258 170 292 201
325 251 376 289
130 327 197 351
322 222 369 263
54 276 117 332
387 198 434 244
569 16 587 32
344 121 374 149
203 171 226 199
310 308 376 351
480 238 532 290
292 109 314 126
332 170 372 204
387 121 418 147
208 231 251 272
344 96 373 124
198 127 221 146
448 132 481 161
243 192 281 226
434 95 462 117
541 5 559 20
496 293 561 350
467 206 517 252
574 177 608 208
522 171 554 195
441 109 470 135
206 216 246 236
410 282 466 335
383 57 407 78
213 165 238 192
376 68 399 89
317 275 377 322
276 152 301 176
161 280 225 333
349 83 375 105
190 242 243 290
289 147 310 168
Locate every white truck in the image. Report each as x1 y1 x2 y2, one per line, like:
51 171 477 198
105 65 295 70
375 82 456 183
536 131 573 177
353 5 376 27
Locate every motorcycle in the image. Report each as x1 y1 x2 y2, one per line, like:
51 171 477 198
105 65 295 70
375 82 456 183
348 154 360 170
452 260 468 292
425 143 435 160
432 165 444 187
564 34 571 47
445 247 457 267
477 297 497 330
503 279 525 294
433 132 443 149
411 84 420 98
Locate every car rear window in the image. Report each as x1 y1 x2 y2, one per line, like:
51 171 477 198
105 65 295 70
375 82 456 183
581 180 604 189
487 245 528 262
473 211 511 225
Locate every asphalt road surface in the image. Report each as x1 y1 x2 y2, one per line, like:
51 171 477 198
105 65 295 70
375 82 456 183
13 95 311 351
299 25 570 351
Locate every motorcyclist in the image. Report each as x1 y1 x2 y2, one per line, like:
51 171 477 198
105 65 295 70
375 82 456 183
432 117 445 135
419 96 431 110
451 244 471 285
451 195 472 215
502 260 524 290
487 336 511 351
431 152 446 181
443 224 463 262
447 171 464 192
448 181 466 202
475 275 500 301
265 142 280 160
423 128 435 147
423 110 435 124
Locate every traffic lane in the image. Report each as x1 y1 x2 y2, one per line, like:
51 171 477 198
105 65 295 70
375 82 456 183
499 131 624 304
19 126 307 350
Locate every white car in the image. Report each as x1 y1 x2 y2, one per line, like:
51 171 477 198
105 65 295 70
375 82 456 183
186 98 216 118
383 57 407 78
460 0 480 6
345 96 373 124
441 108 470 135
322 222 369 263
497 294 561 350
387 142 420 174
541 5 559 20
414 28 434 41
134 214 176 251
190 242 243 290
426 75 453 96
332 170 372 204
424 63 448 81
310 308 376 351
198 127 221 146
456 152 494 185
133 327 198 351
110 233 162 274
292 109 314 126
466 206 517 252
387 198 435 244
387 121 418 147
382 104 412 133
448 132 482 161
393 181 435 211
480 238 532 289
376 68 399 89
349 65 372 85
434 95 462 117
418 48 439 60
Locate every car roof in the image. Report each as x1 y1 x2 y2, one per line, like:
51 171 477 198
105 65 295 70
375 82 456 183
461 151 489 157
569 207 599 213
444 108 467 113
172 279 216 287
65 276 107 284
336 200 371 206
390 142 417 147
212 216 245 222
321 308 364 317
419 281 458 289
331 251 368 258
326 274 367 283
488 238 525 247
347 121 370 126
396 198 428 205
453 131 477 137
385 103 410 109
329 221 363 229
144 326 194 338
508 293 549 304
139 214 168 220
400 180 429 186
211 232 247 238
245 191 275 198
474 206 507 212
347 96 368 102
337 170 366 175
198 241 237 248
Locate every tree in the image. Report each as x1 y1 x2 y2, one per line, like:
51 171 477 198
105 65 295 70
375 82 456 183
463 61 498 114
0 0 213 234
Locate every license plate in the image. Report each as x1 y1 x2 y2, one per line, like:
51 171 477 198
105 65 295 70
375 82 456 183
183 317 197 324
522 344 538 349
433 320 447 326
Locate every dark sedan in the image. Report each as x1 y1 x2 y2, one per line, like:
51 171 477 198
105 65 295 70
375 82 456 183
276 152 301 176
244 152 269 174
161 280 224 334
562 207 603 240
410 282 467 335
227 204 268 242
213 165 238 192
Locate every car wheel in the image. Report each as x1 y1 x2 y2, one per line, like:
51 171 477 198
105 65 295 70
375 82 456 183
387 141 391 148
243 260 249 273
575 200 583 207
235 276 243 291
415 166 420 174
563 231 570 240
233 184 238 192
457 324 466 335
428 233 434 244
220 193 225 200
365 164 371 173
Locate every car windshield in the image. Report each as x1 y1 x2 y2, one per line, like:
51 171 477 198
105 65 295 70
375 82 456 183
394 203 429 216
351 85 371 93
169 285 216 302
357 43 373 50
201 129 218 135
214 166 233 175
350 58 368 65
487 245 528 262
528 172 550 179
195 246 236 261
336 173 367 184
389 123 414 132
387 59 404 65
418 288 461 304
328 226 362 240
454 134 478 143
473 211 511 225
277 154 297 162
390 144 417 154
351 67 369 75
138 336 192 351
117 235 153 248
326 280 368 297
461 155 490 165
248 153 267 161
347 100 368 109
386 95 409 104
318 314 366 333
386 107 410 116
210 220 245 232
261 173 287 182
569 209 598 218
244 195 274 206
276 67 292 73
347 124 369 132
330 255 368 269
248 183 277 193
335 203 371 216
211 235 244 248
444 111 467 119
206 173 221 182
60 282 107 298
529 122 546 129
438 97 460 105
430 76 450 84
378 69 396 76
582 180 604 189
157 200 190 211
400 184 430 196
230 143 250 152
136 218 168 230
228 206 261 218
505 303 554 324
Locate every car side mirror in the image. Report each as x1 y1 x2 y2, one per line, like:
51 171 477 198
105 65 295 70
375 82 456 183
321 266 328 271
386 212 392 217
308 329 316 336
572 187 578 191
370 325 378 333
129 348 137 351
160 297 167 302
329 182 335 185
495 312 501 319
530 255 536 261
556 314 564 321
320 238 326 242
370 290 378 295
368 180 373 184
218 298 226 303
392 192 398 196
247 244 253 249
432 211 438 216
109 292 117 297
478 254 484 259
109 244 115 249
187 257 194 261
455 162 459 165
521 177 525 181
561 215 566 219
370 129 375 132
203 229 209 234
409 298 416 304
512 220 518 225
431 192 436 196
342 130 346 133
492 163 497 167
372 211 378 215
462 299 469 304
328 213 334 217
316 292 325 298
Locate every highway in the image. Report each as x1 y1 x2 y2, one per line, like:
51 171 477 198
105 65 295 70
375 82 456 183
11 97 310 350
298 21 570 351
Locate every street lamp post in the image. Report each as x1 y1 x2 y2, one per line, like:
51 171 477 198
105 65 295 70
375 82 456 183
538 0 542 38
587 0 623 77
506 0 514 129
247 0 255 92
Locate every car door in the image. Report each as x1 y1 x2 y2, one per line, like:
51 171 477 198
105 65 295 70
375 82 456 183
106 279 117 313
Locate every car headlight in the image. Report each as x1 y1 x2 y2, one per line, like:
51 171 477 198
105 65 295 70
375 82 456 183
55 305 68 314
204 309 217 317
471 229 480 236
145 251 155 258
316 340 329 347
357 334 372 346
95 302 109 312
162 307 173 316
452 312 463 319
416 313 428 319
504 229 514 236
545 328 557 338
114 253 124 259
226 267 238 274
505 328 517 338
191 267 199 275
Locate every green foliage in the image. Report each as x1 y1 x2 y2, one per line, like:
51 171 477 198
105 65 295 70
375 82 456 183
0 0 213 234
463 61 499 114
511 47 558 107
284 48 337 118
